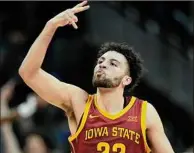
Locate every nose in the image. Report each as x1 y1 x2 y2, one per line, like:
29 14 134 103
99 63 107 69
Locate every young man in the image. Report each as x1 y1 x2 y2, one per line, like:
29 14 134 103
19 1 174 153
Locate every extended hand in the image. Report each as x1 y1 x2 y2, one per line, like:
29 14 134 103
48 1 90 29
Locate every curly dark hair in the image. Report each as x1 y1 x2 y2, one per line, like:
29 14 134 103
97 42 144 92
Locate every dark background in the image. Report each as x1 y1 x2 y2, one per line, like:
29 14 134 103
0 1 193 153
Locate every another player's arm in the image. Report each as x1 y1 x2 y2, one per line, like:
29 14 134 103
0 111 19 126
19 1 90 113
146 103 175 153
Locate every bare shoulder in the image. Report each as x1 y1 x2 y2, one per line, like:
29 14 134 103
146 102 157 114
61 82 89 122
62 83 89 102
146 102 163 130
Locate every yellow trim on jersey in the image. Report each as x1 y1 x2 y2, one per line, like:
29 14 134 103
141 101 151 153
68 95 93 142
94 95 136 120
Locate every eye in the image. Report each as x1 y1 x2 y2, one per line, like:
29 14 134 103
111 62 117 67
98 59 104 64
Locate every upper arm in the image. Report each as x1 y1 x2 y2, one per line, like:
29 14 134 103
20 69 88 113
146 103 174 153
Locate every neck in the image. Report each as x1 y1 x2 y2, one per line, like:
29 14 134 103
96 87 124 115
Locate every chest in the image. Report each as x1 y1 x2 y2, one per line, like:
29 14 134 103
84 112 142 141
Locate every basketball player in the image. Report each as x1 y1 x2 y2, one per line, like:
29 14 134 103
19 1 174 153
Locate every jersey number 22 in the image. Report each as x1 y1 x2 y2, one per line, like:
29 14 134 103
97 142 126 153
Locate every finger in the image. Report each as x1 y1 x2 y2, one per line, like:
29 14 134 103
66 10 78 22
66 11 78 29
72 5 90 14
72 22 78 29
65 14 78 29
74 1 88 8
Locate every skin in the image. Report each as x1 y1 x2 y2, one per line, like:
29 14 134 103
19 1 175 153
0 111 19 126
0 80 19 126
24 134 48 153
92 51 131 115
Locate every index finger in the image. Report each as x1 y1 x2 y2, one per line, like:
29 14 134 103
74 1 88 8
72 5 90 14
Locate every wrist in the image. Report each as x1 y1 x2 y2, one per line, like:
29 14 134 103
41 21 58 38
46 20 58 31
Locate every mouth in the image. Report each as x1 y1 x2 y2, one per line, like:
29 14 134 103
96 69 104 74
96 70 105 76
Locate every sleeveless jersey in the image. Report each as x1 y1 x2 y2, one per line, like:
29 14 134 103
68 95 151 153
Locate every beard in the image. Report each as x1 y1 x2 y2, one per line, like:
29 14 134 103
92 73 124 88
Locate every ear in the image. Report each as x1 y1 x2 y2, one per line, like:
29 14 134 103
122 76 132 86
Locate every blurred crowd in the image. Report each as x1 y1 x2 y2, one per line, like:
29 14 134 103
1 79 71 153
0 1 193 153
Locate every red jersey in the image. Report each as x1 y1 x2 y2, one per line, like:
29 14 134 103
68 95 151 153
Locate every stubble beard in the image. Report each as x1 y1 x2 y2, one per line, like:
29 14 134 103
92 74 123 88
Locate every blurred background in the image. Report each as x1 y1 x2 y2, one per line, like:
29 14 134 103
0 1 193 153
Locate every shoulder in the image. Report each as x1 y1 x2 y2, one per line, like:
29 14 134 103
131 97 162 129
132 97 161 128
145 102 162 129
133 96 156 113
60 82 90 116
146 102 159 118
131 97 156 115
146 102 156 112
61 83 89 103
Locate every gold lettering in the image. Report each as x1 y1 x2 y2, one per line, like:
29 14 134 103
112 127 117 137
102 127 108 137
88 129 93 139
85 130 88 140
118 128 125 137
123 129 129 139
135 133 140 144
85 127 141 144
95 127 104 138
129 130 135 141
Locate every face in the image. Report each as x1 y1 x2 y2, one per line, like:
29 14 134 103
25 134 48 153
92 51 131 89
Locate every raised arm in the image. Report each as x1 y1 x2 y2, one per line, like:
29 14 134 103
146 103 175 153
1 82 23 153
19 1 90 113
